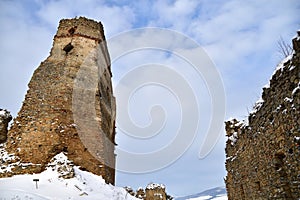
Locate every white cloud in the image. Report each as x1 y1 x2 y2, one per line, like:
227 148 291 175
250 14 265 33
0 1 53 115
36 0 135 36
148 0 199 30
189 0 300 69
90 5 135 36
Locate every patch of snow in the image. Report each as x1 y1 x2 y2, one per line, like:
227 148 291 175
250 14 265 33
0 190 50 200
250 53 294 117
154 193 163 199
0 144 42 173
137 186 143 191
225 156 232 160
289 65 296 71
226 117 235 122
275 104 282 112
0 110 7 116
0 153 138 200
292 81 300 95
187 195 212 200
69 123 77 127
284 97 293 103
0 144 16 163
250 98 264 115
226 118 246 128
0 110 12 119
176 186 227 200
228 132 238 146
213 196 227 200
263 83 270 89
235 121 244 127
187 194 227 200
146 183 165 190
225 156 236 162
273 54 293 76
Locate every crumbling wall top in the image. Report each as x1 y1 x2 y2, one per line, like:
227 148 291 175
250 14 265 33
55 17 106 42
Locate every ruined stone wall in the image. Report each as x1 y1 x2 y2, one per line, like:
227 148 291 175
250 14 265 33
145 183 167 200
124 183 168 200
0 109 12 143
1 17 116 184
225 32 300 199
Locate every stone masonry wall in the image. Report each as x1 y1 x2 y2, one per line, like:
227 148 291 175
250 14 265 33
145 183 167 200
124 183 168 200
0 109 12 143
225 32 300 199
1 17 116 184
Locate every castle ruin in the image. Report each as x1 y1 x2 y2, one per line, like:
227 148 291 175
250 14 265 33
225 32 300 199
1 17 116 184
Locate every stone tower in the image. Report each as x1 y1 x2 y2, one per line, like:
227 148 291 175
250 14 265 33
3 17 116 184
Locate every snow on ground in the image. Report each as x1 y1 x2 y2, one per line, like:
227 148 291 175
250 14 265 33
187 195 227 200
176 187 227 200
0 153 137 200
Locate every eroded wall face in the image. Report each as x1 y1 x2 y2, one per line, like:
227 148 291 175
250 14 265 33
0 109 12 143
2 17 116 184
225 33 300 199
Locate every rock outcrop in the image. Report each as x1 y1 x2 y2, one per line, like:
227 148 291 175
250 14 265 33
225 32 300 199
145 183 167 200
125 183 171 200
0 109 12 143
1 17 116 184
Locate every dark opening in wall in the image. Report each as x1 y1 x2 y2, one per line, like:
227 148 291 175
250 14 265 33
240 185 245 199
274 152 285 170
68 26 77 35
63 146 68 152
96 90 101 98
79 167 87 171
255 181 261 191
268 116 274 123
63 43 74 53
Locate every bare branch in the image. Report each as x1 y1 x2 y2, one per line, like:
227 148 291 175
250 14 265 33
277 36 293 58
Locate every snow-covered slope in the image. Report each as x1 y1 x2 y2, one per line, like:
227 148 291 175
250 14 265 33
175 187 227 200
0 153 137 200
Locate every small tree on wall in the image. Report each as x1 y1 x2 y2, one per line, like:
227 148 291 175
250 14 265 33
277 36 293 58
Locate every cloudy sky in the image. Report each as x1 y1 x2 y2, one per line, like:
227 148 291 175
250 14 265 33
0 0 299 197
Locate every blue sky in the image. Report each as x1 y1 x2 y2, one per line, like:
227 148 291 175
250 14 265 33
0 0 299 197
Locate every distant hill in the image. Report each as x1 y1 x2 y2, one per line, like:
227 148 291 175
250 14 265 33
175 186 227 200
